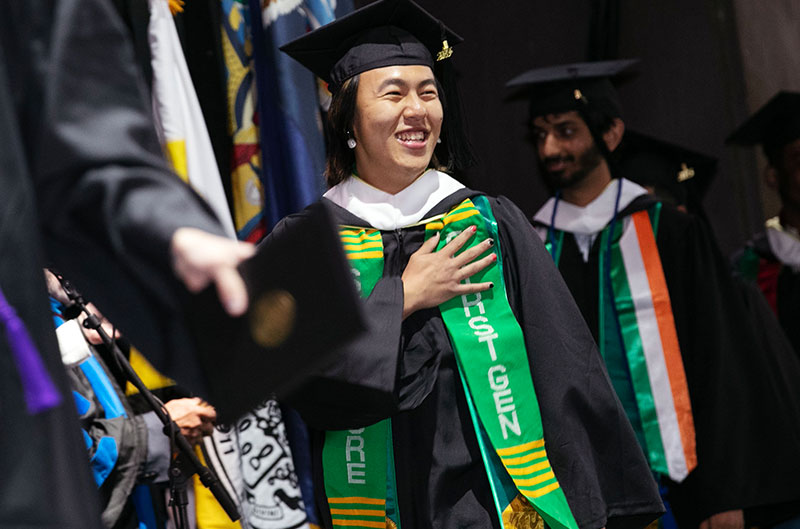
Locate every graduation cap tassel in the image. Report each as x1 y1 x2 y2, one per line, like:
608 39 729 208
435 54 477 173
436 22 453 62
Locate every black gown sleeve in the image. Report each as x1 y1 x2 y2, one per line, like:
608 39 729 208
0 0 231 392
491 196 664 529
4 0 224 258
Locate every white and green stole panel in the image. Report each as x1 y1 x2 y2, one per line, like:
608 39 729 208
546 204 697 482
323 197 579 529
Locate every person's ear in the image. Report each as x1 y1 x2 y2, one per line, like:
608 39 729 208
603 118 625 153
764 164 779 190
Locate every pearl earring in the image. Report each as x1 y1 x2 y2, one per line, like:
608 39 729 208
346 131 356 149
436 137 442 144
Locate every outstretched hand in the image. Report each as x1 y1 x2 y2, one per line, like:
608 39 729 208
401 226 496 319
170 228 256 317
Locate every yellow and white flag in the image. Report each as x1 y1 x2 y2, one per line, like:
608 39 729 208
147 0 237 238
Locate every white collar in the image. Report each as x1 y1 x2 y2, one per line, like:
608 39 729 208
766 216 800 271
323 169 465 230
533 178 649 235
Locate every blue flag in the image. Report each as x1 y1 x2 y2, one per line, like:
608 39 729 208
248 0 353 230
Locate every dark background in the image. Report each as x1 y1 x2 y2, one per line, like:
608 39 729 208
355 0 800 256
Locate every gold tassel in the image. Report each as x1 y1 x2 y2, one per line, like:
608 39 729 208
677 162 696 182
436 39 453 61
168 0 185 15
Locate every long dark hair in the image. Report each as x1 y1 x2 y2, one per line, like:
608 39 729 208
324 76 360 187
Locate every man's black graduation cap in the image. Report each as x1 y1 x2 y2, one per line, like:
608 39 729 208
505 59 639 120
726 91 800 164
617 131 717 213
280 0 462 93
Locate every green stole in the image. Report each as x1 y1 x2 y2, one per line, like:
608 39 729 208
322 228 398 529
323 196 578 529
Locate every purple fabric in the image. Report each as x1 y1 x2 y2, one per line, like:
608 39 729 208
0 287 61 413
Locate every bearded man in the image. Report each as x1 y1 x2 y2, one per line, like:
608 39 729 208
506 61 800 529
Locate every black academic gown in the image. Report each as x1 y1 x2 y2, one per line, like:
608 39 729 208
276 189 663 529
549 194 800 528
1 0 230 392
0 1 227 527
734 232 800 361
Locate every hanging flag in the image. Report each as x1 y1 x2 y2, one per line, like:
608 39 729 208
148 4 246 527
221 0 268 242
148 0 237 238
248 0 352 230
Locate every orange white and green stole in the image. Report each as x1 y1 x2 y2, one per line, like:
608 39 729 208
547 204 697 482
323 197 579 529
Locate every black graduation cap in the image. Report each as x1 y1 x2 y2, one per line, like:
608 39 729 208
726 91 800 164
505 59 639 120
280 0 462 92
617 131 717 213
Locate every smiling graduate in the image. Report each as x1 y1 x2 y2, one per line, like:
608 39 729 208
275 2 663 528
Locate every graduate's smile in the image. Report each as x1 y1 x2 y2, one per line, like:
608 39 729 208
352 65 443 194
395 128 430 149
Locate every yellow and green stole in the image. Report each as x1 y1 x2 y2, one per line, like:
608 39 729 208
546 204 697 482
322 196 578 529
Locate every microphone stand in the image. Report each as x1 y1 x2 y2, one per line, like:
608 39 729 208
55 275 241 526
